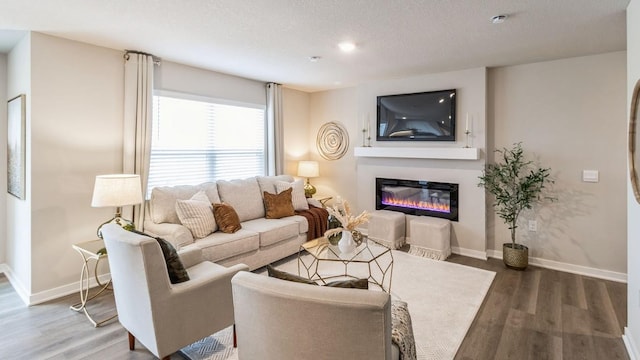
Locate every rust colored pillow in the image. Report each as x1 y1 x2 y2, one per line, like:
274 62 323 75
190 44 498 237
263 188 295 219
212 202 242 233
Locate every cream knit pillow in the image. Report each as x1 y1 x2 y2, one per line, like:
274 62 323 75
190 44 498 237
275 179 309 211
175 190 217 239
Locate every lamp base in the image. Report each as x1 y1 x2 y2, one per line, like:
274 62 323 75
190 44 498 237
303 179 317 198
97 216 135 239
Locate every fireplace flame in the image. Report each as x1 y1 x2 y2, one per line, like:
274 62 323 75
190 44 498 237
381 194 450 213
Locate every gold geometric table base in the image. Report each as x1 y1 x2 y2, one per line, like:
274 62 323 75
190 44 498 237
298 237 394 292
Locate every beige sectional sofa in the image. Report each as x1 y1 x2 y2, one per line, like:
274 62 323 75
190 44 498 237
143 175 311 270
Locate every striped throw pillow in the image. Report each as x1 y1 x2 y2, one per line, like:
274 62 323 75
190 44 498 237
175 190 217 239
275 179 309 211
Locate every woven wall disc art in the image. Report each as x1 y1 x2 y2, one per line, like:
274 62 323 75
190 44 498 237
316 122 349 160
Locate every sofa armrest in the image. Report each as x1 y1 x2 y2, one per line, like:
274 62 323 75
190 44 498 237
177 245 204 269
143 221 194 249
307 198 323 208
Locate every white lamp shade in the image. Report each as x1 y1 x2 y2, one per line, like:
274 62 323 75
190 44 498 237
91 174 143 208
297 161 319 178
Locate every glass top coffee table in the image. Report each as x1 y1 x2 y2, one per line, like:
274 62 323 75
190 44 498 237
297 237 394 292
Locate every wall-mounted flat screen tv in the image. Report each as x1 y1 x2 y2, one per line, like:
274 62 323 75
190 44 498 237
376 89 456 141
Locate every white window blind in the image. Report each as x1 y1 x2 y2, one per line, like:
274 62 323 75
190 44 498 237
147 94 266 195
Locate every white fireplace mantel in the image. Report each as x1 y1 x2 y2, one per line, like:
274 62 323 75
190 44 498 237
353 146 480 160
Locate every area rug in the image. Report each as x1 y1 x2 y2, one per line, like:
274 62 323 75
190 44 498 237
181 247 495 360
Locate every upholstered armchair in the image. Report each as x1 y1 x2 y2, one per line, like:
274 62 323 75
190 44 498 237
231 271 400 360
101 224 249 360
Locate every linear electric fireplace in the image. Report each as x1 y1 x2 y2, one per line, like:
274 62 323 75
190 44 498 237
376 178 459 221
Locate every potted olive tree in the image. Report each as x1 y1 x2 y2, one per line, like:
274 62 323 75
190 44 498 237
478 143 553 270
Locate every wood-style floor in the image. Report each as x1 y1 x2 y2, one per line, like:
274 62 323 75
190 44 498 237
448 255 628 360
0 255 628 360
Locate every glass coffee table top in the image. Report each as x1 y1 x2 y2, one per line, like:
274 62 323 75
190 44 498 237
298 237 394 292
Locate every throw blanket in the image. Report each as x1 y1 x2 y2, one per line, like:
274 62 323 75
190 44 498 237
295 205 329 241
392 300 418 360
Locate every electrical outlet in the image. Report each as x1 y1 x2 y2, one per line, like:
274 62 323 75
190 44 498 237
528 220 537 232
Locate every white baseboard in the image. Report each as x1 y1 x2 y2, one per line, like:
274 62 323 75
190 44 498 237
451 247 488 260
0 263 112 306
487 250 627 283
624 327 639 360
1 265 31 306
29 272 112 305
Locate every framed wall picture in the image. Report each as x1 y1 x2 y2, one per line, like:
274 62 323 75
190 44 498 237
7 94 26 200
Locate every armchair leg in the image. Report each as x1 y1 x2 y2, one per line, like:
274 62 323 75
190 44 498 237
233 324 237 348
128 332 135 351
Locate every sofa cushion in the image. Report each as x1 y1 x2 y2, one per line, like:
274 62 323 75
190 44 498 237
175 191 217 238
150 185 201 224
242 218 300 247
217 178 265 222
264 188 295 219
281 214 309 234
256 175 295 196
193 230 260 262
198 182 221 204
275 179 309 211
213 203 242 234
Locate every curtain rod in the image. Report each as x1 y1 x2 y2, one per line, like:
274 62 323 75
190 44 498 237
124 50 161 65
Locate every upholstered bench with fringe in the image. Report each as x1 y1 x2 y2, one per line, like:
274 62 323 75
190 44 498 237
407 216 451 260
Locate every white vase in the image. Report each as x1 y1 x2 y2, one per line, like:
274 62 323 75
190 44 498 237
338 230 356 253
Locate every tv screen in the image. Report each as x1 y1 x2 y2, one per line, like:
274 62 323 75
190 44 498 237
376 89 456 141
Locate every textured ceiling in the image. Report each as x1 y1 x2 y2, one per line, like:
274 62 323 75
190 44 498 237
0 0 630 92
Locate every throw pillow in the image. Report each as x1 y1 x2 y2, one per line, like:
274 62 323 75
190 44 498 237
263 188 295 219
266 265 368 289
175 190 217 239
275 179 309 211
129 229 190 284
266 264 318 285
324 278 369 289
213 202 242 233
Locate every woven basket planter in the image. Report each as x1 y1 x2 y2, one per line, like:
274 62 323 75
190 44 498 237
503 243 528 270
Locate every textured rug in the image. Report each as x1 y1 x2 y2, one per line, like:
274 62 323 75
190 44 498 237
180 246 495 360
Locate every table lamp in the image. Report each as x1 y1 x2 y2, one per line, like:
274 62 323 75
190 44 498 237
91 174 143 238
297 161 319 198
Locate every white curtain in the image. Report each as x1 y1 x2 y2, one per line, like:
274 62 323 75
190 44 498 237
123 52 154 230
266 82 284 175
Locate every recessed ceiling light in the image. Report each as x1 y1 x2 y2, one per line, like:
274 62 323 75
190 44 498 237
309 56 322 62
438 98 445 103
491 15 508 24
338 41 356 52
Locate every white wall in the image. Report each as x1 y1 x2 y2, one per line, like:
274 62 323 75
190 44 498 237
489 52 627 278
155 60 266 106
28 33 124 296
626 0 640 356
6 33 32 299
308 87 359 200
0 52 7 265
309 68 488 257
282 87 310 176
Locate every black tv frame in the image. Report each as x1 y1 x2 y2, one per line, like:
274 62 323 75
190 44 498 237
376 89 456 142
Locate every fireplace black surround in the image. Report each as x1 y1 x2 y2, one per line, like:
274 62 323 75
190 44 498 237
376 178 459 221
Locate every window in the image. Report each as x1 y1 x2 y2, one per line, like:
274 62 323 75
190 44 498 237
147 93 266 194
